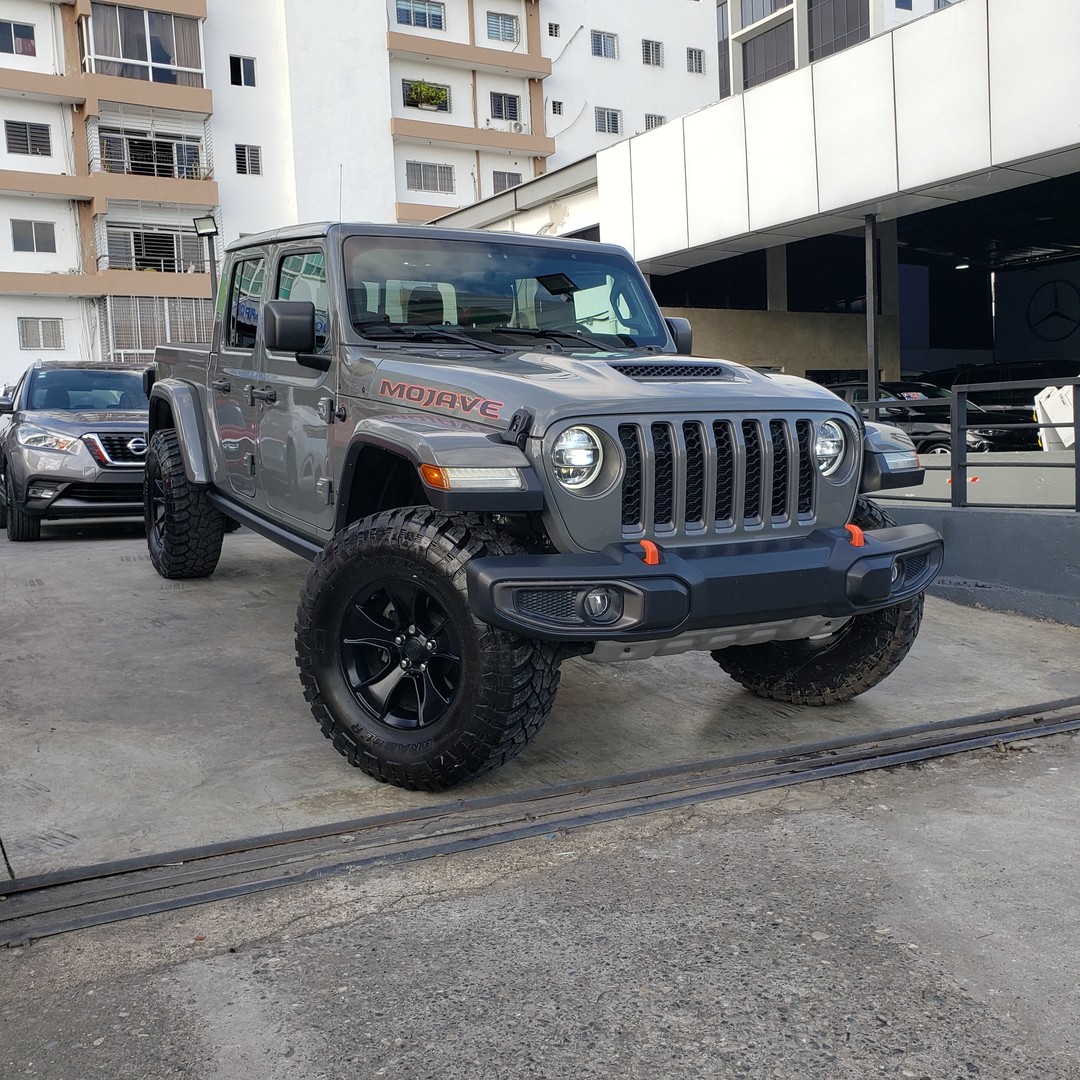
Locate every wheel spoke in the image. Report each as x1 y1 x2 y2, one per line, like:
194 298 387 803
349 603 395 638
386 580 420 632
364 665 410 721
353 656 397 691
417 670 451 726
430 647 461 664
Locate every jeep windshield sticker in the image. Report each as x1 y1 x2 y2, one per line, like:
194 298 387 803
379 378 503 420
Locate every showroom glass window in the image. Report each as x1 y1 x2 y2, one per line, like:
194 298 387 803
742 19 795 88
807 0 870 61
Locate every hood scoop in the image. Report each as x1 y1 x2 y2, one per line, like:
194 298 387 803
608 361 749 381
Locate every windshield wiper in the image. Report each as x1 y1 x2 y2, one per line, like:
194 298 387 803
357 321 504 354
488 325 619 350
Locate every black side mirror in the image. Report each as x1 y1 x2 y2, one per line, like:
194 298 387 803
0 397 13 414
666 317 693 355
264 300 317 354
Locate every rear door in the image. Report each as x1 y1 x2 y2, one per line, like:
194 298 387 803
210 252 266 499
257 245 337 530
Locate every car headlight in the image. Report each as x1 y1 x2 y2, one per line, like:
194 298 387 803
15 423 82 453
552 426 604 490
815 420 847 477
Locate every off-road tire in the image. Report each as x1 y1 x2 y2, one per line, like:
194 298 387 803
144 429 224 579
295 507 562 791
711 497 924 705
5 473 40 541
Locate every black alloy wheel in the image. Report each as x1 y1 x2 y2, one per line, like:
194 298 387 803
341 574 463 731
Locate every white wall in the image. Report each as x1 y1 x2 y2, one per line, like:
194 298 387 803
287 0 397 223
877 0 948 33
541 0 718 170
0 98 73 175
0 0 63 76
0 296 95 389
203 0 298 241
393 143 479 209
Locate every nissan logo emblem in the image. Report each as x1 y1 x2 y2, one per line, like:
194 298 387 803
127 437 148 456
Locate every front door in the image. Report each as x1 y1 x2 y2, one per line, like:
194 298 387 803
258 247 337 530
211 253 266 500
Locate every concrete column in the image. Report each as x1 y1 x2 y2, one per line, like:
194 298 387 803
766 244 788 311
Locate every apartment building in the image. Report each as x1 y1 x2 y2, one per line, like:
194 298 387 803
0 0 724 380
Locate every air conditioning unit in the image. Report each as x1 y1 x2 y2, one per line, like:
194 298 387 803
512 121 524 134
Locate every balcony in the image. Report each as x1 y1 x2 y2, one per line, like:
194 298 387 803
390 116 554 157
386 31 551 79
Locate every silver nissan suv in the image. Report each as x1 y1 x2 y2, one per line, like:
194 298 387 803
0 360 149 541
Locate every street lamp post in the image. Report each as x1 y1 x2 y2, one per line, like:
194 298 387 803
192 214 219 305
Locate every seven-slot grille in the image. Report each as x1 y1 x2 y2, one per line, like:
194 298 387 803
618 418 817 537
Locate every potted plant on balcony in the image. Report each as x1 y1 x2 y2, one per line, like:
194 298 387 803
409 79 448 111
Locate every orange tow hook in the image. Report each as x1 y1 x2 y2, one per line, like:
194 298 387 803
639 539 660 565
844 523 865 547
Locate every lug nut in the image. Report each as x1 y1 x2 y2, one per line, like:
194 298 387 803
419 663 427 672
407 625 416 634
394 635 404 645
400 660 409 669
426 640 436 651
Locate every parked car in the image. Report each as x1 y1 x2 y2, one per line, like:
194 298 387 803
827 380 1039 454
0 360 149 541
919 359 1080 409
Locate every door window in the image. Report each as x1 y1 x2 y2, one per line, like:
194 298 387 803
277 251 329 351
226 256 265 349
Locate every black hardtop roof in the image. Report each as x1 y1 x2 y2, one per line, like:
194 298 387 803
224 221 630 260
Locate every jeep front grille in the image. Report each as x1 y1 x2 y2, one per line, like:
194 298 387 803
617 418 817 537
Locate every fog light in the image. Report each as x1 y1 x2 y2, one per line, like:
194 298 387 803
891 560 903 585
583 586 622 624
27 485 58 499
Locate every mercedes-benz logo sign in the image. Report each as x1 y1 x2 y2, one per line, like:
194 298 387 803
127 437 148 456
1025 280 1080 342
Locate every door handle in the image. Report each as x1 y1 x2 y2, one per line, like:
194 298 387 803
211 379 231 392
251 386 277 404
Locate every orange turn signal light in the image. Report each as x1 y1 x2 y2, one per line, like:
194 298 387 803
419 463 450 490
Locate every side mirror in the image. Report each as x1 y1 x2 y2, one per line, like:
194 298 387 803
264 299 317 355
665 317 693 355
0 397 13 414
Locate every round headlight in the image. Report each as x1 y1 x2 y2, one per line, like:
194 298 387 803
552 426 604 489
815 420 847 477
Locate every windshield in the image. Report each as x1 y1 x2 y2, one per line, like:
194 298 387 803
342 235 668 350
27 368 149 411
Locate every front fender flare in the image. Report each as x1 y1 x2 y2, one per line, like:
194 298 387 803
148 379 213 485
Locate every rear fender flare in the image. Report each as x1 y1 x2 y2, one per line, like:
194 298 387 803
148 380 212 485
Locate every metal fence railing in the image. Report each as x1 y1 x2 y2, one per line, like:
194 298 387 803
871 377 1079 512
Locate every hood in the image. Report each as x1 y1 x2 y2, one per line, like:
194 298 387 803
18 409 148 432
359 348 856 434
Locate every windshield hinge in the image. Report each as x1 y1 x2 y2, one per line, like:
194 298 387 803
500 408 534 450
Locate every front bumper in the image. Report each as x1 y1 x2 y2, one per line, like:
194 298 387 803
467 523 944 642
11 469 143 520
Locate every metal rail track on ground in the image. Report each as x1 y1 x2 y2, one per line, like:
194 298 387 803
3 697 1079 948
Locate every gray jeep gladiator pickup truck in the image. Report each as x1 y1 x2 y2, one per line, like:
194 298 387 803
144 222 943 790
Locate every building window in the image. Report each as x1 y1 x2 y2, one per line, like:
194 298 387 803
591 30 618 59
85 4 203 86
493 171 522 194
11 220 56 253
807 0 869 61
552 100 563 115
741 0 789 25
895 0 912 8
490 92 520 122
235 144 262 175
106 224 203 272
402 79 451 111
226 257 265 349
641 39 664 66
104 296 213 361
396 0 445 30
100 128 202 178
718 1 731 99
5 120 51 157
645 114 666 130
548 22 560 37
0 20 36 56
686 47 705 74
934 0 953 8
486 12 518 42
406 160 455 194
595 107 622 135
743 20 795 88
230 55 256 86
18 317 64 351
